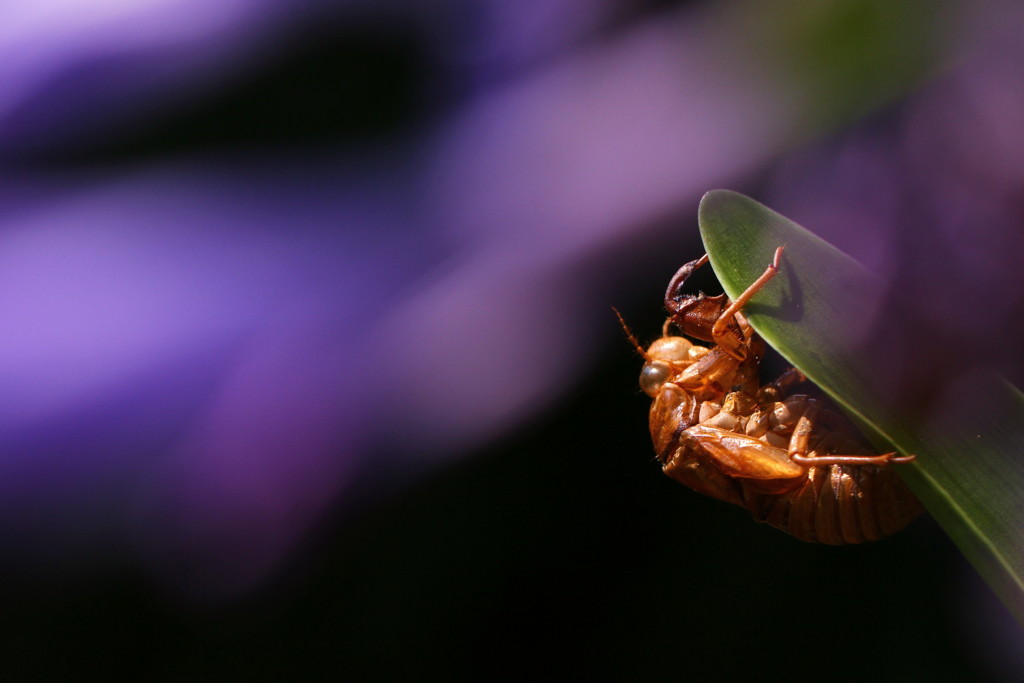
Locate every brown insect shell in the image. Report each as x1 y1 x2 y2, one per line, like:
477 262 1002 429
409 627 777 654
643 335 761 463
643 329 808 506
642 251 923 543
654 377 924 543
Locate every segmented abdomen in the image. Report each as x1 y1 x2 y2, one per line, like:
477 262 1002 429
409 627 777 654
744 464 923 545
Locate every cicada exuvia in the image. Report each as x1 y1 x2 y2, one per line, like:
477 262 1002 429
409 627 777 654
621 247 922 544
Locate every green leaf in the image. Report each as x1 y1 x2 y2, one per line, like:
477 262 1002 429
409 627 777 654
698 189 1024 626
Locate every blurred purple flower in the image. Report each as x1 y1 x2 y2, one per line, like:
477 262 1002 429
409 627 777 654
0 0 309 156
0 162 422 596
0 1 814 597
367 11 799 460
3 0 1017 610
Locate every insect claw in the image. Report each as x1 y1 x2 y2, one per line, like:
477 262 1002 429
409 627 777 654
871 451 917 465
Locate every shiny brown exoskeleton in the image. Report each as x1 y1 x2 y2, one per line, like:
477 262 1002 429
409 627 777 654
622 247 922 544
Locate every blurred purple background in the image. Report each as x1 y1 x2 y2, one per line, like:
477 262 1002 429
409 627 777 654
1 0 1022 678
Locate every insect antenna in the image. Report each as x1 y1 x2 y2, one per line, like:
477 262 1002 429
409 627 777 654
612 307 652 361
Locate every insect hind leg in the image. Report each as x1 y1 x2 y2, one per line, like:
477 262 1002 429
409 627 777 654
787 399 916 466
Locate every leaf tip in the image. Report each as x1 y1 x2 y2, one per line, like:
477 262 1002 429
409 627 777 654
699 188 737 207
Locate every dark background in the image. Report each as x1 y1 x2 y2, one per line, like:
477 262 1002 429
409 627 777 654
1 1 1022 680
1 342 1002 680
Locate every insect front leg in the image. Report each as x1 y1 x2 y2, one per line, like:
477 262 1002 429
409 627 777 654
663 255 743 349
787 399 916 466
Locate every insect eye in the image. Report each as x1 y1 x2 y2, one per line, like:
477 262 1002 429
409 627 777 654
640 362 672 397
